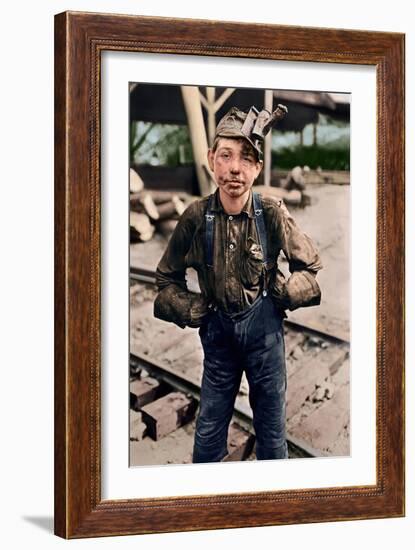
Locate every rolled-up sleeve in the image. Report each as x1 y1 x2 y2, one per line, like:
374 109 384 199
272 207 323 310
154 202 208 328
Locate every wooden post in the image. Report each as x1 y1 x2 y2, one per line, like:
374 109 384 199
263 89 273 186
206 87 216 146
200 87 236 147
181 86 214 197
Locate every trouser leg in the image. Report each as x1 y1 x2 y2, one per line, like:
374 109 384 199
192 314 242 463
243 297 288 460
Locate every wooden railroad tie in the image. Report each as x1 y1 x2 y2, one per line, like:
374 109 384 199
141 392 198 440
130 376 160 410
286 346 348 420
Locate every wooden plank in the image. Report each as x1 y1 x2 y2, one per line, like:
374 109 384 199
289 345 347 381
141 392 198 440
289 380 350 453
156 196 186 220
254 185 302 205
286 346 315 380
169 349 204 381
286 316 349 345
130 192 160 221
286 347 347 420
129 168 144 193
272 169 350 186
156 329 196 357
223 423 255 462
147 189 193 205
130 212 155 242
287 362 330 421
161 331 201 364
130 377 160 410
284 330 305 357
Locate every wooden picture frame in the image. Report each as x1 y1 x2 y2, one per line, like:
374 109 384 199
54 11 405 538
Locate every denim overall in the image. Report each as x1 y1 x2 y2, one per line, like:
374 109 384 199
192 192 288 463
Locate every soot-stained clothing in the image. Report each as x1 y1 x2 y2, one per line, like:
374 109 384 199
154 189 322 328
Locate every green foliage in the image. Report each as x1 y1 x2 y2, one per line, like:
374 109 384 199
272 145 350 171
130 121 155 162
130 122 193 166
130 119 350 170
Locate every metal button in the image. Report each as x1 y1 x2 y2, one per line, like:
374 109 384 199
229 215 233 221
229 243 235 250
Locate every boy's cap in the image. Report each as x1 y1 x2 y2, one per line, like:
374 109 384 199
215 104 288 160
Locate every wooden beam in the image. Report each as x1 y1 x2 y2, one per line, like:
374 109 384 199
206 87 216 146
130 377 160 410
198 90 208 111
214 88 235 111
181 86 214 196
263 89 273 186
141 392 197 440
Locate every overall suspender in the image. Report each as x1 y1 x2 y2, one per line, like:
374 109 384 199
205 191 270 296
205 194 216 269
252 191 270 296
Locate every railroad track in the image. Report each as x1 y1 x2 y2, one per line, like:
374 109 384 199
130 354 255 464
130 266 157 286
130 352 322 462
130 273 351 465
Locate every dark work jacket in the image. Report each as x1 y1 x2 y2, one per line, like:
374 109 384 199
154 189 322 328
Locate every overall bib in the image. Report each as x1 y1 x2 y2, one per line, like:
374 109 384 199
192 192 288 463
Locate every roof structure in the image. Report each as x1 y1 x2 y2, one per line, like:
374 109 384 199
130 84 350 132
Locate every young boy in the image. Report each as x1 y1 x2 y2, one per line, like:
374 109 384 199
154 105 322 462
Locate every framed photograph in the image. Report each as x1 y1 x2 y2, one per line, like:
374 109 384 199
54 11 405 538
128 81 351 470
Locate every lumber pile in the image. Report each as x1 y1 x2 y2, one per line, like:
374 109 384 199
129 168 194 242
272 169 350 186
254 184 302 206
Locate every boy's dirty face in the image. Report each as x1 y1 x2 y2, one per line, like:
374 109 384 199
207 138 263 201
